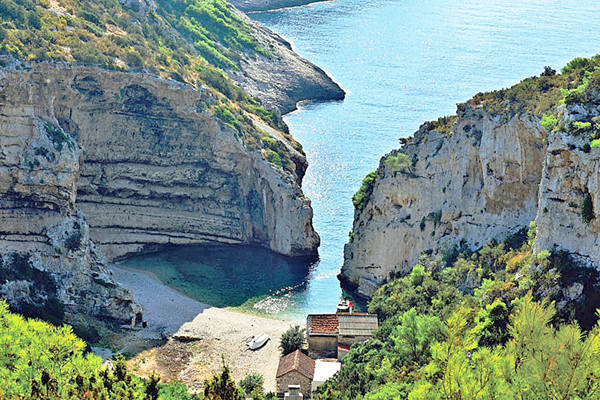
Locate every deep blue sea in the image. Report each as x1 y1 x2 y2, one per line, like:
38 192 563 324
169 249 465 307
121 0 600 320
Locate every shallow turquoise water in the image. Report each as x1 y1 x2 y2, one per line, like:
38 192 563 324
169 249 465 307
122 0 600 320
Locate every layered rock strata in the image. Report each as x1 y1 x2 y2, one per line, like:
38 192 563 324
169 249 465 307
0 81 140 323
0 63 323 321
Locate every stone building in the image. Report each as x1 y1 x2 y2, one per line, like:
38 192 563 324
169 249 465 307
306 312 378 359
276 350 315 398
306 314 339 358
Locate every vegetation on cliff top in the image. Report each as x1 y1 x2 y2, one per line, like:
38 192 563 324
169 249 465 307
0 0 299 174
0 0 260 76
350 55 600 216
468 55 600 140
318 224 600 399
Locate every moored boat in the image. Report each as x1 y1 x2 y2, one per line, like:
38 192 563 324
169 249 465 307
337 299 350 313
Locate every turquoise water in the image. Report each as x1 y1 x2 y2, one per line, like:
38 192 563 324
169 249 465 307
118 244 311 310
122 0 600 320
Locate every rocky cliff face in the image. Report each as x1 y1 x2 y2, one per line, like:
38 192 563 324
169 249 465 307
0 64 321 322
341 106 549 298
227 0 327 15
230 8 344 114
0 77 140 324
534 100 600 265
342 77 600 299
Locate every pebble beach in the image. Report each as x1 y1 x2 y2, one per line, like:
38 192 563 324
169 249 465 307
110 265 298 392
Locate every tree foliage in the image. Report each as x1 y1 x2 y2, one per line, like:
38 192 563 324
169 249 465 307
202 362 244 400
352 170 378 210
280 325 306 356
409 294 600 399
316 222 600 399
239 373 264 396
0 301 199 399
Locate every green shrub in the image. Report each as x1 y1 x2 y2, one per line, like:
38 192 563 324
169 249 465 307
239 373 264 396
123 49 145 70
203 362 244 399
44 123 69 151
385 153 411 173
540 114 558 132
0 301 202 398
562 56 590 73
352 170 377 210
591 139 600 148
582 192 594 224
279 325 306 356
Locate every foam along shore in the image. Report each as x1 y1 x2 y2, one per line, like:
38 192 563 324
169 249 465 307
109 265 297 392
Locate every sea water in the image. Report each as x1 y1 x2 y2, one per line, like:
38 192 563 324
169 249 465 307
120 0 600 320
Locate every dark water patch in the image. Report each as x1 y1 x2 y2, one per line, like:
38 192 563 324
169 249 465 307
117 244 314 308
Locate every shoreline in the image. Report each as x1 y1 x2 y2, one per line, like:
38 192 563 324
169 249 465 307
110 264 299 392
229 0 331 14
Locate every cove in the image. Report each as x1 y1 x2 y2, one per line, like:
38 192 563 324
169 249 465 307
118 244 314 311
122 0 600 320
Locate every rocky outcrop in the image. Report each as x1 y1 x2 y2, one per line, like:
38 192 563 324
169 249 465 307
0 65 319 258
0 87 140 324
230 8 344 114
0 63 322 321
534 101 600 265
341 106 548 298
227 0 328 14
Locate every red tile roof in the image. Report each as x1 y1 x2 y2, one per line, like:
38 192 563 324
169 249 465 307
307 314 339 335
276 350 315 380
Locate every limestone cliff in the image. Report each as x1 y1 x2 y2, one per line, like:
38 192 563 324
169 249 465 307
341 62 600 299
341 108 547 298
0 82 140 324
534 99 600 265
230 8 344 114
0 64 320 322
227 0 328 14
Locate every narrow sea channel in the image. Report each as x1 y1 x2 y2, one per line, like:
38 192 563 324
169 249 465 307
121 0 600 320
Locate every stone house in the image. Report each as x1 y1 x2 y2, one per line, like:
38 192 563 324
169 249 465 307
307 312 378 359
306 314 339 358
276 350 315 398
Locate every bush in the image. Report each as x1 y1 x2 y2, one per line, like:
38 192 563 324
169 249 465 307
65 230 82 251
239 373 264 396
123 50 145 70
0 301 197 398
385 152 411 173
541 66 556 77
352 170 377 210
540 114 557 132
203 362 244 400
280 325 306 356
562 56 590 73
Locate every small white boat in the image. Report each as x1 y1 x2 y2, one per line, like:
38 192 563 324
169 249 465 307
247 333 270 350
337 299 350 313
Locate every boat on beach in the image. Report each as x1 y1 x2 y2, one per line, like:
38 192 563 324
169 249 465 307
248 333 270 350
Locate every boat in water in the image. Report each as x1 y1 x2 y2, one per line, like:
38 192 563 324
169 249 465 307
248 333 270 350
337 299 353 313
